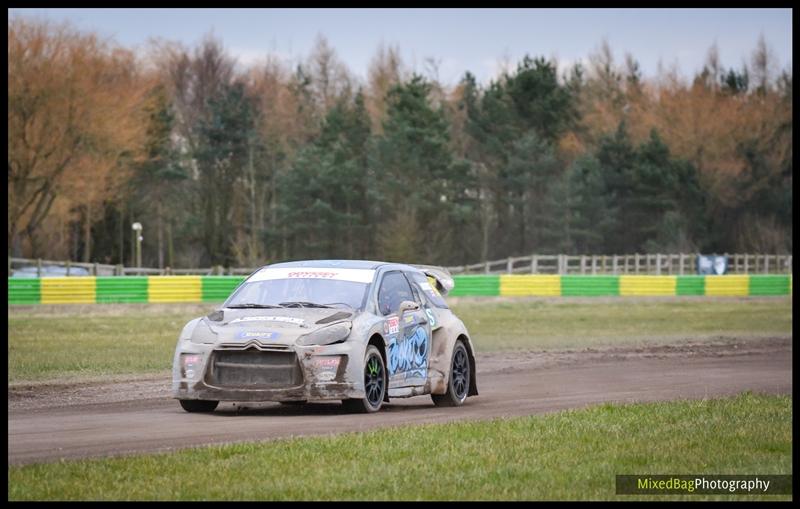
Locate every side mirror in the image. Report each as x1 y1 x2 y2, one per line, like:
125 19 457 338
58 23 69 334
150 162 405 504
398 300 420 315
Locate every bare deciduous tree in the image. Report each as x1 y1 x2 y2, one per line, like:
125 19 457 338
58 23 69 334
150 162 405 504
8 17 149 259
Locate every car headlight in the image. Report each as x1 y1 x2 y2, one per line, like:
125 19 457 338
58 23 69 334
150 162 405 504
297 322 352 346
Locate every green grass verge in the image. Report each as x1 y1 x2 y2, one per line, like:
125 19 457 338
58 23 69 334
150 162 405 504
8 298 792 384
452 297 792 351
7 305 209 384
7 392 791 501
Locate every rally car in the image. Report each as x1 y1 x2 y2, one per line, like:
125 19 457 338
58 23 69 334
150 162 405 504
172 260 478 413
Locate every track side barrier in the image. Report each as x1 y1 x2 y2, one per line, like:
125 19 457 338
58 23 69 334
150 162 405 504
6 274 792 304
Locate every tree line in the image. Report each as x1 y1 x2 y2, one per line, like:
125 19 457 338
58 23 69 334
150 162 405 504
8 17 793 268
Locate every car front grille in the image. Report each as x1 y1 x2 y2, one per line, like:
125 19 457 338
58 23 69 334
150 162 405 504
206 349 304 389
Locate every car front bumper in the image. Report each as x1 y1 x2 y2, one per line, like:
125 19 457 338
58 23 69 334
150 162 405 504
172 340 365 402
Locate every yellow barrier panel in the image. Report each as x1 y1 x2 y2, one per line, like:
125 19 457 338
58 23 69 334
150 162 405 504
705 275 749 296
619 275 676 296
499 275 561 296
40 277 97 304
148 276 202 303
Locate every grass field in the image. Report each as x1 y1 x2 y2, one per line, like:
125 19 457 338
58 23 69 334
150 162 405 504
7 297 792 384
7 392 791 501
450 296 792 350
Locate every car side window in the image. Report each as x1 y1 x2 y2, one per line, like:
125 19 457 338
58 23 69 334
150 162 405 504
403 272 425 304
377 271 414 316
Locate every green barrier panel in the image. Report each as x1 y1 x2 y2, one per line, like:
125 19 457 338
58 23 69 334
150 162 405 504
560 275 620 296
8 278 41 305
95 277 149 303
676 275 705 296
450 275 500 296
748 275 791 296
202 276 246 302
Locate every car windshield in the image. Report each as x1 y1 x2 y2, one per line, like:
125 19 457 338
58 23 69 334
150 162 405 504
225 268 374 309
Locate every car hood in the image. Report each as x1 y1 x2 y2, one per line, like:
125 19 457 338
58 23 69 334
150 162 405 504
196 307 356 347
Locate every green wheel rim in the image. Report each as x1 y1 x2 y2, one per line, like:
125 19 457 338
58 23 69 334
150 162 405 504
364 353 384 407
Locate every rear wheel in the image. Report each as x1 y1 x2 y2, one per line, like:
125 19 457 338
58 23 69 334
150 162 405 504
179 399 219 413
342 345 386 413
432 341 470 407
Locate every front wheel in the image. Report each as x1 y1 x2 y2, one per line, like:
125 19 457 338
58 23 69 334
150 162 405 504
342 345 386 413
432 341 470 407
179 399 219 413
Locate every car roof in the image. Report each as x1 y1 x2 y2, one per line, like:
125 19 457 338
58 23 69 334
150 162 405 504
265 259 419 272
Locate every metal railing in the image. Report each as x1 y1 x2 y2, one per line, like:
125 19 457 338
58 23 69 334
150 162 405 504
445 253 793 275
8 253 793 277
8 258 257 277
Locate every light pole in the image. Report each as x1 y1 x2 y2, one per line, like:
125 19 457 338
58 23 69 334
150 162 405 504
131 222 143 270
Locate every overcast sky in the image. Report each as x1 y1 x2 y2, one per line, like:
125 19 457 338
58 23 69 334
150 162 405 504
8 8 793 86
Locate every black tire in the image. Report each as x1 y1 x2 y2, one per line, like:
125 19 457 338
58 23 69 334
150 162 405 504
342 345 386 413
432 341 470 407
179 399 219 413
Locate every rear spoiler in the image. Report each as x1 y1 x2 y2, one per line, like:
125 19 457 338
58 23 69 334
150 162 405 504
412 265 455 296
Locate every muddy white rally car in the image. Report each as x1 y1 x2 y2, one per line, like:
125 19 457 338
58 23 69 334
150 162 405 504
172 260 478 413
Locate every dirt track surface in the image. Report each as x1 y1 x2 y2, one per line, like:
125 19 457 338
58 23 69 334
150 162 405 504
8 337 792 465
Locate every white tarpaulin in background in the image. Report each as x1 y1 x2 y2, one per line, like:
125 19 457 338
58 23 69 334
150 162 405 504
697 255 728 275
